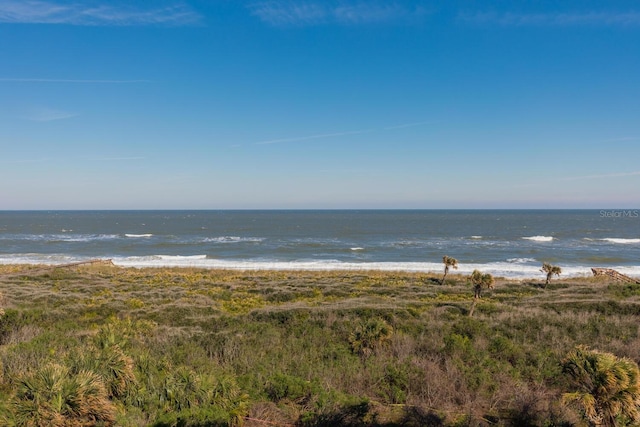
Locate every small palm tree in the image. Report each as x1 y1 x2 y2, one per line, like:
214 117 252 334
469 269 495 299
541 262 562 288
441 255 458 285
349 318 394 358
562 345 640 427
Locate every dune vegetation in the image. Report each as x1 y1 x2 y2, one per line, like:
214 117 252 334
1 263 640 426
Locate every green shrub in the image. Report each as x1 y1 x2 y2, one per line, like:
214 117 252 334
0 309 22 345
379 363 410 404
265 373 314 403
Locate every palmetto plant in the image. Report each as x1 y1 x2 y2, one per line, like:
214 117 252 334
12 363 116 427
541 262 562 288
441 255 458 285
209 374 250 427
154 368 248 426
349 318 394 358
562 346 640 427
159 367 207 412
71 343 136 400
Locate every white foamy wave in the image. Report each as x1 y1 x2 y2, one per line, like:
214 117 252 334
54 234 120 242
454 263 606 280
507 258 537 264
0 234 120 242
522 236 554 242
125 234 154 238
391 239 426 248
351 247 365 251
0 254 89 265
158 255 208 260
114 255 208 267
203 236 265 243
470 236 483 239
600 238 640 244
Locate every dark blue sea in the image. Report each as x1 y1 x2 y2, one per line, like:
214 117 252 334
0 210 638 279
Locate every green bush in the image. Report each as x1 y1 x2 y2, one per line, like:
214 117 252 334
265 373 314 402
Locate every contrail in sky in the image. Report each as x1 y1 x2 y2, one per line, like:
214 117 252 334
255 121 432 145
255 129 374 145
602 136 640 143
383 120 436 130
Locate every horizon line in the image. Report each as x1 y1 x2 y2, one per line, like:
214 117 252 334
0 208 635 212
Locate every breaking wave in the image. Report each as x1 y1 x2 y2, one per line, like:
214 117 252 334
522 236 554 242
600 238 640 244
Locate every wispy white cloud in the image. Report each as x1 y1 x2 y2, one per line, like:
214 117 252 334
256 128 374 145
255 120 432 145
249 1 426 26
0 157 49 164
333 3 410 24
383 120 435 130
20 107 77 122
95 156 146 161
460 11 640 27
0 78 150 83
0 0 202 26
249 2 325 26
69 154 146 162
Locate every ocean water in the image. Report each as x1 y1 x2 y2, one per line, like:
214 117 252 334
0 210 639 279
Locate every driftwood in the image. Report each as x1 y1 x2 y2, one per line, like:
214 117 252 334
52 259 114 269
591 268 640 284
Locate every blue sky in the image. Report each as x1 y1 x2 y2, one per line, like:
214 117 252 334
1 0 639 209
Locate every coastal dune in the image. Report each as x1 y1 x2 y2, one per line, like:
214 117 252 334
1 263 639 425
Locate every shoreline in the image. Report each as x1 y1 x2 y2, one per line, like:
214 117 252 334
1 259 638 281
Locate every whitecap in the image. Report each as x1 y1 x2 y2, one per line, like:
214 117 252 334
158 255 208 260
0 253 87 265
125 234 154 238
522 236 553 242
203 236 265 243
391 240 425 248
351 247 365 251
507 258 537 264
600 238 640 244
